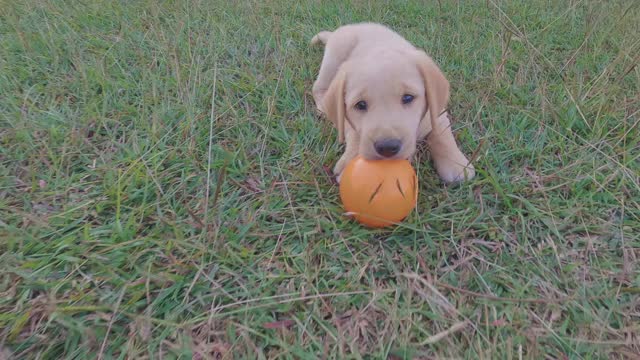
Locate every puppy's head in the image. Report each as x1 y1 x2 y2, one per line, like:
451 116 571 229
323 49 449 160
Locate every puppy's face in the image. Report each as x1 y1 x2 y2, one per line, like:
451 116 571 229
323 49 450 162
342 51 427 160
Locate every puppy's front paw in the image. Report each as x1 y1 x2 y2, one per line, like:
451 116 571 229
332 153 355 184
436 156 476 184
332 162 346 183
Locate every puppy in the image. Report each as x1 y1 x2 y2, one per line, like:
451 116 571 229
311 23 475 184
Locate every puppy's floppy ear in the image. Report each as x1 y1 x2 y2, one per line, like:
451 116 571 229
322 67 347 143
413 50 450 133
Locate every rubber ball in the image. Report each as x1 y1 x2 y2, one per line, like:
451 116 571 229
339 156 418 228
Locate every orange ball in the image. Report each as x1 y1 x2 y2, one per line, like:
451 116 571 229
339 156 418 228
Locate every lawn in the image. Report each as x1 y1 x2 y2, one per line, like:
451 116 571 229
1 0 639 358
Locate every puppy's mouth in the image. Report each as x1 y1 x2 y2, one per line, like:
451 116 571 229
360 133 416 161
361 152 386 161
361 148 415 161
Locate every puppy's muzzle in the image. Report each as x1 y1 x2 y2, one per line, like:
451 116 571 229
374 138 402 157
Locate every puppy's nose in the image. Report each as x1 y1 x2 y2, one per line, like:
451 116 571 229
374 139 402 157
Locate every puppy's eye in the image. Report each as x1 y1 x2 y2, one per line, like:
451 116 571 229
355 100 368 111
402 94 414 104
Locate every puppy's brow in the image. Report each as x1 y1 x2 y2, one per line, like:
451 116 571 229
347 90 368 105
400 82 421 95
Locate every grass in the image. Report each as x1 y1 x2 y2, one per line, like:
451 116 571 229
1 0 639 358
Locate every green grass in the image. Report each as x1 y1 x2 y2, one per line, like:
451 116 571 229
1 0 639 358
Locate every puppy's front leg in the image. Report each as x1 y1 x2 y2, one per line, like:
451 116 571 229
428 113 475 183
333 127 359 183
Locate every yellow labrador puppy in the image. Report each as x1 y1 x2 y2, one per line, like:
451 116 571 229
311 23 475 184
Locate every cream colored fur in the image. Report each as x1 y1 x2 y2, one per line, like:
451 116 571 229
311 23 475 183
